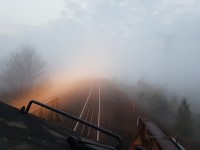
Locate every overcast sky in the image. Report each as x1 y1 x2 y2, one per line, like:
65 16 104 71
0 0 200 99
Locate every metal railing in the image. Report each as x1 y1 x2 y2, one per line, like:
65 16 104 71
20 100 123 150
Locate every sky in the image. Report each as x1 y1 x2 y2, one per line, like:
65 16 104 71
0 0 200 100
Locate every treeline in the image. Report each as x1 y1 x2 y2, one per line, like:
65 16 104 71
119 80 200 149
0 46 47 105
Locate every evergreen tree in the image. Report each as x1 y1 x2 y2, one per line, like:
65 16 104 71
174 98 193 138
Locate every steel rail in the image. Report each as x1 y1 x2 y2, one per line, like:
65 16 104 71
74 82 93 131
97 81 101 141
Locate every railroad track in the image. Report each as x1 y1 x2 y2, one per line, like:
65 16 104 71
73 81 101 141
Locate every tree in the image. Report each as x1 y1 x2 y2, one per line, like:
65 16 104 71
174 98 193 138
0 46 46 100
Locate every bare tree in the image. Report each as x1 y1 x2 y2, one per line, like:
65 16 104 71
0 46 46 100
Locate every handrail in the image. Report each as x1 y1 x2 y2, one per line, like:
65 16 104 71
20 100 123 150
29 97 58 113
